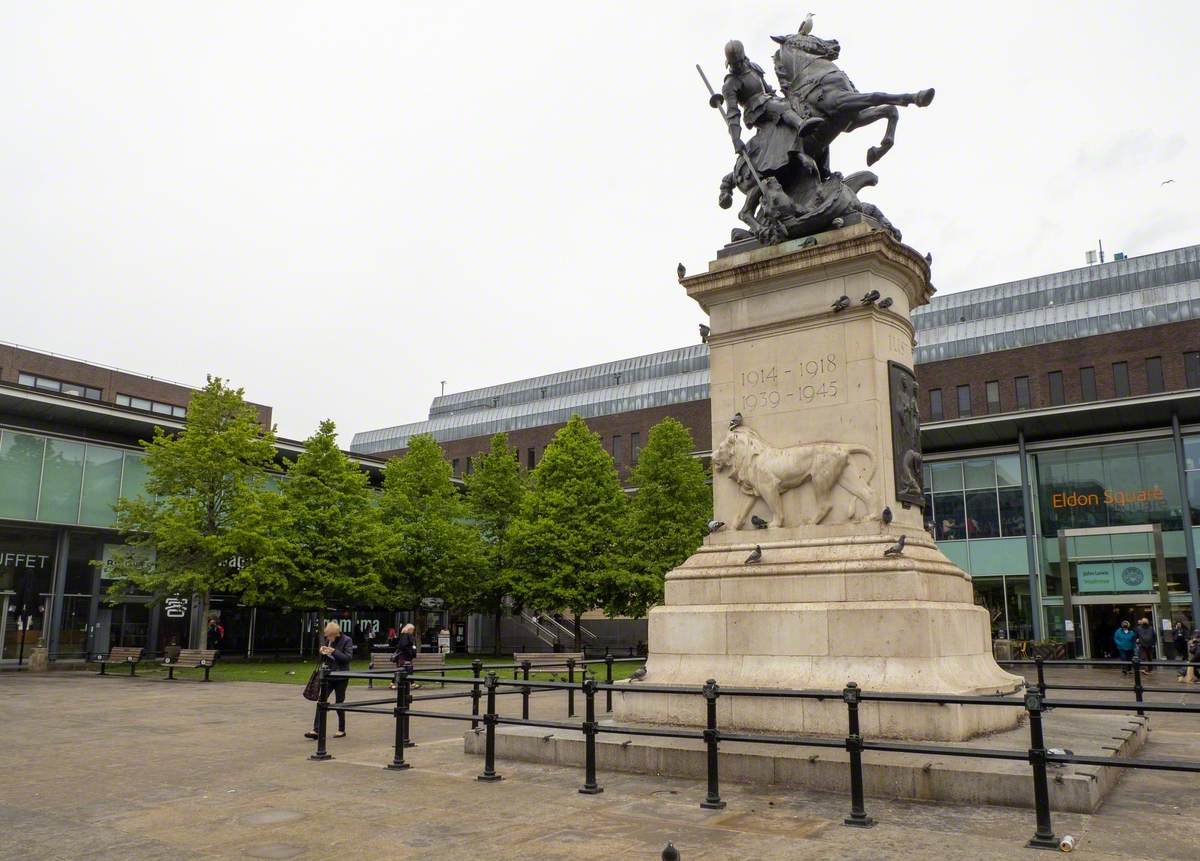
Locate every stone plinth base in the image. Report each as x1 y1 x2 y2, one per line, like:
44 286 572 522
465 712 1147 814
615 533 1024 740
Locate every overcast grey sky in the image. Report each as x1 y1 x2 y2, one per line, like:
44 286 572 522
2 2 1196 443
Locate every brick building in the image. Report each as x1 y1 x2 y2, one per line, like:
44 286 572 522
353 243 1200 656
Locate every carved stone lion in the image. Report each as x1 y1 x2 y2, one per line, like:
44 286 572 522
712 427 877 529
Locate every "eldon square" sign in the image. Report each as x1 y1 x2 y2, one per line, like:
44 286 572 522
1051 486 1167 509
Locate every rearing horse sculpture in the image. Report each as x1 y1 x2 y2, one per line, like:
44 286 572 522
772 32 934 175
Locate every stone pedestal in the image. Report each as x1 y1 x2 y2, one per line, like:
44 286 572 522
614 222 1023 740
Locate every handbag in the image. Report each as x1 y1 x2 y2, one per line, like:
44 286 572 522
302 663 324 701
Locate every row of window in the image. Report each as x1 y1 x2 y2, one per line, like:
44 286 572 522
115 393 187 418
922 455 1026 540
929 352 1199 419
450 433 647 479
17 372 102 401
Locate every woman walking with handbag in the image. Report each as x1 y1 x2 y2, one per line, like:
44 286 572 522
389 623 418 690
305 622 355 740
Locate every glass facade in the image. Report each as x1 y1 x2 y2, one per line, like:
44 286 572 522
926 434 1199 651
0 428 149 528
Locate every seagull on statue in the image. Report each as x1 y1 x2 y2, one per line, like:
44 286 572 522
745 544 763 564
750 514 769 529
877 297 894 310
629 666 647 682
883 534 907 557
677 262 687 280
799 12 815 35
707 519 725 534
729 412 743 430
832 295 851 312
861 289 880 305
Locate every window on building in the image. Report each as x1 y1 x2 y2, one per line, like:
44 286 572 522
929 388 943 421
630 432 641 464
465 457 473 475
17 372 101 401
527 447 536 470
115 393 186 418
1112 361 1130 397
1014 376 1030 410
612 434 622 464
985 380 1000 413
924 454 1028 545
1079 367 1097 402
452 458 460 477
1145 356 1164 393
1047 371 1064 406
956 385 971 417
1185 352 1200 388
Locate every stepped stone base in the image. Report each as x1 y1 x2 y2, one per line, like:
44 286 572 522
614 533 1025 741
466 712 1148 814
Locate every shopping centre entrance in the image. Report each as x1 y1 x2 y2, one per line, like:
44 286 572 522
1080 602 1157 660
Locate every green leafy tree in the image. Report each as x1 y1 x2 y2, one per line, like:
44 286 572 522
465 433 528 654
611 418 711 617
504 415 627 649
269 419 390 612
106 376 281 621
380 434 487 617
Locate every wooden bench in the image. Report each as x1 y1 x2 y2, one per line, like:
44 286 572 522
95 646 144 676
512 651 585 680
370 650 448 687
162 648 219 681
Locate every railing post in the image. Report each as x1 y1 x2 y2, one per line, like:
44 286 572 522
470 659 483 730
604 650 614 713
388 669 411 770
309 666 332 761
521 660 531 720
1024 689 1058 850
478 671 502 782
700 679 725 810
1132 656 1145 718
567 657 576 718
842 682 874 828
1034 655 1046 698
579 678 603 795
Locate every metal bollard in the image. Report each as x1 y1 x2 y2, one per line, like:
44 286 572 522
700 679 725 810
388 669 411 770
579 678 603 795
1034 655 1046 698
567 657 576 718
842 682 874 828
470 659 483 730
309 667 333 761
604 650 614 713
521 660 532 720
1024 689 1058 850
1132 656 1145 718
478 671 503 782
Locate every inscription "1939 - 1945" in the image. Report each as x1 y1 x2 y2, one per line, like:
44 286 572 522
737 354 841 412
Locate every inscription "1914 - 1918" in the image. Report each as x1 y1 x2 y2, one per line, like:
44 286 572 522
738 354 841 412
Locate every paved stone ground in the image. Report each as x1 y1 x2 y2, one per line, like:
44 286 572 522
1 668 1197 860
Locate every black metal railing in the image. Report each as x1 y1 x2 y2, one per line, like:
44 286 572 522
998 656 1200 718
307 655 1200 854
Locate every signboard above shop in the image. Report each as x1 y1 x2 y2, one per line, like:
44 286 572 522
1077 560 1151 593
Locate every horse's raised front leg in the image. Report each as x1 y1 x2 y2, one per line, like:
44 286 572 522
844 105 899 167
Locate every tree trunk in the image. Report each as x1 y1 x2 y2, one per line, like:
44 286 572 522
574 613 582 652
492 601 503 656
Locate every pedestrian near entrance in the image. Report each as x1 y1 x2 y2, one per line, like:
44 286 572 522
206 617 224 651
1114 621 1137 675
305 622 354 740
1134 617 1157 673
390 623 417 690
1180 631 1200 684
1172 621 1189 661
